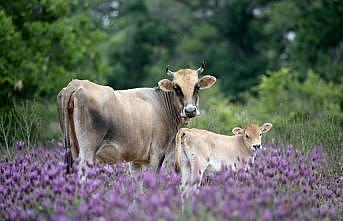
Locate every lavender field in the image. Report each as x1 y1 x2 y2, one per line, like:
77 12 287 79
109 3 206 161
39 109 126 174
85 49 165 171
0 142 341 221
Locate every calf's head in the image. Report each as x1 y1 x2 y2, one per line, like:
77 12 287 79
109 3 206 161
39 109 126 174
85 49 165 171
158 63 216 118
232 123 273 151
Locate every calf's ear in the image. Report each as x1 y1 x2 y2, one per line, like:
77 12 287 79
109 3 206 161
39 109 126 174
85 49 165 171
261 123 273 133
232 127 244 135
158 79 174 92
199 75 216 90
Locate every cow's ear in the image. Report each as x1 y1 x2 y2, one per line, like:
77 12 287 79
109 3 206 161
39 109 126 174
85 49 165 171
261 123 272 133
199 75 216 90
232 127 244 135
158 79 174 92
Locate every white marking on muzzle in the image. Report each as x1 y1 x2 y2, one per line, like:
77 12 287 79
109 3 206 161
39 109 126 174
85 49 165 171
183 104 197 117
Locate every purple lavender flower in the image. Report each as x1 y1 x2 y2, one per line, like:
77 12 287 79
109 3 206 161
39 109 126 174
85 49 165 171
14 140 25 150
0 143 340 221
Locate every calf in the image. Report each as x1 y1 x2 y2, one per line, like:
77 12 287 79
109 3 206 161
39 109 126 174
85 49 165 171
174 123 272 197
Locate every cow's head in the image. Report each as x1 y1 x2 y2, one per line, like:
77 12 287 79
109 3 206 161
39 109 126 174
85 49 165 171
232 123 273 151
158 62 216 118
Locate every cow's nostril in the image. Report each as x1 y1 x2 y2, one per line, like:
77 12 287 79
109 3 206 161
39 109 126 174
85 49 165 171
185 106 196 113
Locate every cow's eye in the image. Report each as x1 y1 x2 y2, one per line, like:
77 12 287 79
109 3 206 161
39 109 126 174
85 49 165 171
245 134 249 139
260 133 262 136
173 84 182 95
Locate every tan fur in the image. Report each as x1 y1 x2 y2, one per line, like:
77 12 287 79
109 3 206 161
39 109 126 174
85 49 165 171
175 123 272 198
57 66 217 175
159 68 216 118
174 129 185 173
173 69 199 104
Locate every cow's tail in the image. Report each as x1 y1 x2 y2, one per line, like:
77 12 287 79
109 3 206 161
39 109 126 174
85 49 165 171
174 129 186 174
57 84 78 174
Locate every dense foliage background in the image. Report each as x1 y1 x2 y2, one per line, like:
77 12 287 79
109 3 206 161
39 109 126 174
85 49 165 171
0 0 342 160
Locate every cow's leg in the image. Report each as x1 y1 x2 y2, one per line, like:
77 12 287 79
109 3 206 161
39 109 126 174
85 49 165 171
73 88 103 180
148 143 166 173
180 163 206 214
79 143 96 172
76 130 98 181
129 162 143 175
150 152 165 174
190 158 202 194
156 154 165 173
180 147 193 211
180 163 192 213
129 162 144 193
195 166 207 189
192 157 208 189
162 149 175 169
180 165 192 200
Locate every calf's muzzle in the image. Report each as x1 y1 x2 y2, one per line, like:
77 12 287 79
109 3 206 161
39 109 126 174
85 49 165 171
252 144 261 150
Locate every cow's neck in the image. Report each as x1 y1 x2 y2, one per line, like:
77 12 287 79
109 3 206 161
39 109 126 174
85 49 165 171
155 88 184 131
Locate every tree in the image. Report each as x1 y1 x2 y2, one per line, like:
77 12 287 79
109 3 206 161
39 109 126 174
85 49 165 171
106 0 175 89
0 0 109 108
289 0 343 81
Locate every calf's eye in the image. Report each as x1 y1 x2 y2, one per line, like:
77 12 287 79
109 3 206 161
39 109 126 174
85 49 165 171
245 134 249 139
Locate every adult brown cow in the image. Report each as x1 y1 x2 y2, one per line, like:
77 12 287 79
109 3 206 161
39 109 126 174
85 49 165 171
57 64 216 174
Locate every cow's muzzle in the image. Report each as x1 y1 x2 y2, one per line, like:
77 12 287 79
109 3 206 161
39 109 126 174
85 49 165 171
182 104 199 118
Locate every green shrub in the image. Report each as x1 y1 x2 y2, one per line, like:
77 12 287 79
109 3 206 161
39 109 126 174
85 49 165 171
250 69 342 121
